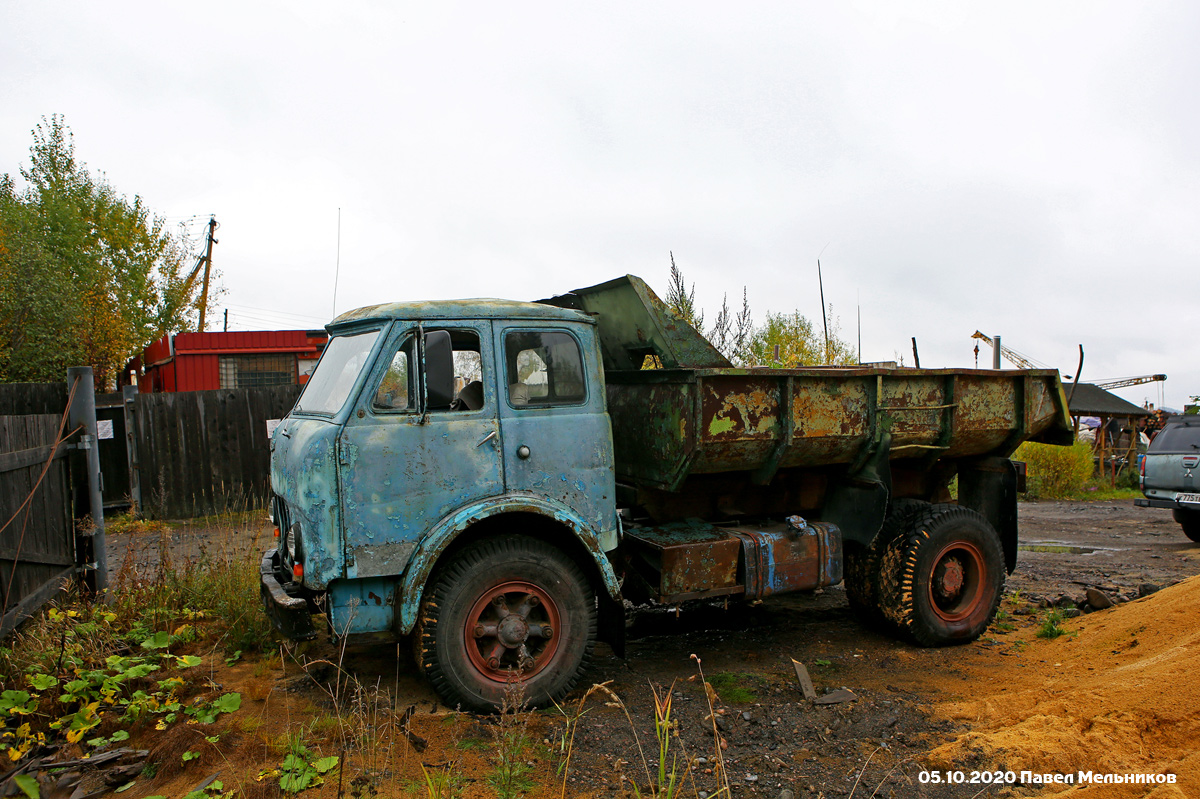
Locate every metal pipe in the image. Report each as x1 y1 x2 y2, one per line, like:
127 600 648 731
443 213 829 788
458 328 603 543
992 335 1002 370
122 385 141 512
67 367 106 592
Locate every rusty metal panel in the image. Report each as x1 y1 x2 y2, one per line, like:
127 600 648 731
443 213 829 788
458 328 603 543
623 522 741 599
607 374 697 490
608 367 1072 492
734 520 842 599
540 275 731 371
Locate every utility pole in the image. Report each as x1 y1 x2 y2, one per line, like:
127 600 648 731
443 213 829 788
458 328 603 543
197 215 218 331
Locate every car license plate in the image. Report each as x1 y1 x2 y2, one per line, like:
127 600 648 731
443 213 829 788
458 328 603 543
1178 493 1200 505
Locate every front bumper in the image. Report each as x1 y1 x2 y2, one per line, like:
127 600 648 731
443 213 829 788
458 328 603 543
260 548 317 640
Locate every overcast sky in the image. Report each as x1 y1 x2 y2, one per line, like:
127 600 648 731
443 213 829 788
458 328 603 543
3 2 1196 409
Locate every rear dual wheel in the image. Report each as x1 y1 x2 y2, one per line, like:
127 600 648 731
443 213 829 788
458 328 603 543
873 504 1005 646
416 536 596 712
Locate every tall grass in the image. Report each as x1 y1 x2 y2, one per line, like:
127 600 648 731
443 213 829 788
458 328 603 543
110 509 273 653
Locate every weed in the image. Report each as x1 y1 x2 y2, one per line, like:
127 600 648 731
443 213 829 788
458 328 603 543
488 678 535 799
990 609 1016 634
105 508 168 537
1036 609 1074 640
691 654 731 799
260 735 340 794
417 762 466 799
635 682 684 799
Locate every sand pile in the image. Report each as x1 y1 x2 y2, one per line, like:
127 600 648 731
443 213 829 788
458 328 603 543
926 576 1200 798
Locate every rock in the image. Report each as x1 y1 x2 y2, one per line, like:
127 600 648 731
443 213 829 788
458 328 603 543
780 790 795 799
1086 588 1114 609
1138 583 1161 597
742 711 753 722
744 774 759 783
1062 607 1082 618
814 688 857 705
1054 594 1077 608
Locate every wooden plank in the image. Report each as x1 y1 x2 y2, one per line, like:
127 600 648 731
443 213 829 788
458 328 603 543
1 566 77 638
0 443 67 475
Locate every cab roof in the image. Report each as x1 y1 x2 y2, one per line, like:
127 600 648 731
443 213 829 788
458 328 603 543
330 298 592 331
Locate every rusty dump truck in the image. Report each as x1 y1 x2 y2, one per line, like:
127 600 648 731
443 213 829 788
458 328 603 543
262 275 1073 711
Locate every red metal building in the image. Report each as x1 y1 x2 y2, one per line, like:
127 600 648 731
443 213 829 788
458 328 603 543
134 330 328 393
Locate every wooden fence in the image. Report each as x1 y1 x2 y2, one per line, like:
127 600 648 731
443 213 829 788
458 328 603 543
0 382 301 521
0 414 76 637
129 385 302 518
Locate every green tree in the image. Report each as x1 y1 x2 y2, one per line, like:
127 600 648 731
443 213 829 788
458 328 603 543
745 308 856 367
662 254 753 364
664 251 702 330
0 115 200 387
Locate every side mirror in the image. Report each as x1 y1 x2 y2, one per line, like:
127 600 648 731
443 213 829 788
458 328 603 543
424 330 455 409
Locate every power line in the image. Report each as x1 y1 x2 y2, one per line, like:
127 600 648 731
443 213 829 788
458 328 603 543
224 303 329 324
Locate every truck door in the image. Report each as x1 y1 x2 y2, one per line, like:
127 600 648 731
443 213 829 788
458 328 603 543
495 326 616 536
337 322 504 579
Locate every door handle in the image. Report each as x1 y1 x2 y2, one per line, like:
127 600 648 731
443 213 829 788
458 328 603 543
476 431 498 448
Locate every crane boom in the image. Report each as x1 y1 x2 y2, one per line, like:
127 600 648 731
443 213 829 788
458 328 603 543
970 331 1036 370
1093 374 1167 390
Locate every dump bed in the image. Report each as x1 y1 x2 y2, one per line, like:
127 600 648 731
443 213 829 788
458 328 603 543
542 275 1074 492
606 366 1072 491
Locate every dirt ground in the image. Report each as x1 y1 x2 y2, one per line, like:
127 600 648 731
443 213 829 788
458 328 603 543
103 500 1200 798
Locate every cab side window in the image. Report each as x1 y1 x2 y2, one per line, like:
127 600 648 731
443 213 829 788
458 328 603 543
374 329 487 413
505 331 586 407
373 336 415 411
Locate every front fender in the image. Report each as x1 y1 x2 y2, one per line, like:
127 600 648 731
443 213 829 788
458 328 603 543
397 494 622 634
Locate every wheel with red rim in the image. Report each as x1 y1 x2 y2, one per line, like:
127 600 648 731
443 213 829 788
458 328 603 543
876 505 1004 646
416 536 596 712
463 581 561 680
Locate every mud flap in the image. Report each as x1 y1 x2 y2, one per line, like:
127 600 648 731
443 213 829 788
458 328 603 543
957 457 1019 574
597 589 626 658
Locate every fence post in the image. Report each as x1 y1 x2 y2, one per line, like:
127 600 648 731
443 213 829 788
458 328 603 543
122 384 142 512
67 368 107 592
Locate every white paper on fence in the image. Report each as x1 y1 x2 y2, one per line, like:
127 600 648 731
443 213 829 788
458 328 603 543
96 420 114 440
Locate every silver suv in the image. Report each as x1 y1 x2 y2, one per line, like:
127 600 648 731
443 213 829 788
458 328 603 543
1136 415 1200 541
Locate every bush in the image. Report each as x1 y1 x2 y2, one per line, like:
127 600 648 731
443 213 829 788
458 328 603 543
1014 440 1095 499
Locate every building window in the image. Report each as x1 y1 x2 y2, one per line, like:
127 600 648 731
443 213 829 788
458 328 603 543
219 354 297 388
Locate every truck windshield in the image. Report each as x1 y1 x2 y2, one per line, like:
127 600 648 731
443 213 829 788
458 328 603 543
294 330 381 415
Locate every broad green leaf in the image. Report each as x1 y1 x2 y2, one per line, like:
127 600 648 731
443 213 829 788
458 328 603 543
140 632 171 650
28 674 57 691
313 756 339 774
211 693 241 714
110 730 130 742
175 655 202 669
13 774 38 799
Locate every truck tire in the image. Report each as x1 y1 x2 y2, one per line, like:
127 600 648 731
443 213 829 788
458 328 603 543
876 504 1004 646
844 498 928 631
1173 509 1200 542
415 536 596 712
